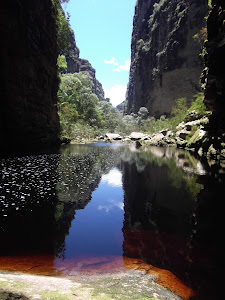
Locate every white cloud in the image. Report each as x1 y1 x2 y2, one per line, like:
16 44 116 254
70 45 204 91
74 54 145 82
97 200 124 213
104 58 131 72
104 84 127 107
112 60 131 72
109 199 124 210
104 57 119 66
101 168 122 187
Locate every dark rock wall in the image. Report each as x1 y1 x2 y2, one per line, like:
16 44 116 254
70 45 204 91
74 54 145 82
0 0 60 155
126 0 208 117
202 0 225 131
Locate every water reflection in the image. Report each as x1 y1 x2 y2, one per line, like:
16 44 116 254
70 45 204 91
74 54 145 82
0 144 224 299
121 145 225 299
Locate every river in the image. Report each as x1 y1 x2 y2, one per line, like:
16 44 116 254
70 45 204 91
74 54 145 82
0 143 224 299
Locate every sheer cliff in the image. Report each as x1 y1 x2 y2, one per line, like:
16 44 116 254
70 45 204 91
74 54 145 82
126 0 208 118
0 0 60 155
202 0 225 131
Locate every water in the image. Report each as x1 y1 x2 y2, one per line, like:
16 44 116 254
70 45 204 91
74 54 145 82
0 143 224 299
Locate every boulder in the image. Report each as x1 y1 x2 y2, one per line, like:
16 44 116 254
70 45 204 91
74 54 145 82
61 138 71 145
220 149 225 160
145 133 165 146
160 129 169 136
105 133 122 141
207 144 218 160
176 130 191 140
176 137 187 148
184 110 200 122
166 130 174 138
186 129 207 149
130 132 146 140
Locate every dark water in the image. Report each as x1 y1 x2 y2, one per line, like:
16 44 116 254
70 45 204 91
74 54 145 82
0 143 224 299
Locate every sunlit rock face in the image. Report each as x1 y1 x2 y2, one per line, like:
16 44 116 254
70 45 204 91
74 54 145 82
65 27 80 74
202 0 225 130
64 28 105 101
0 0 60 155
126 0 208 117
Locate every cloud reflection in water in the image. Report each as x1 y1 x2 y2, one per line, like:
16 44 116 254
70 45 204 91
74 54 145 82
98 168 124 213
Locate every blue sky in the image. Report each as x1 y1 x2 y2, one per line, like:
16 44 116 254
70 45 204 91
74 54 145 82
63 0 136 106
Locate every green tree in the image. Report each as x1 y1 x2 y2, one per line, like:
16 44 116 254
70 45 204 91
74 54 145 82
58 73 105 138
57 55 67 73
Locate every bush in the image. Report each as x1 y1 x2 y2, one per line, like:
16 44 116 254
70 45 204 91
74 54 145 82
187 93 207 117
57 55 67 73
58 73 122 139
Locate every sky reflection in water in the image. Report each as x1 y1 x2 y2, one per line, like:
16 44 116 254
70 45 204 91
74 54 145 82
62 167 124 260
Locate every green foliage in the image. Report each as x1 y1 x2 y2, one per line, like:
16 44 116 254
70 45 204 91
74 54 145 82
170 97 188 129
116 93 208 136
51 0 70 54
58 73 122 140
188 93 207 117
57 55 67 73
116 115 139 135
138 107 149 119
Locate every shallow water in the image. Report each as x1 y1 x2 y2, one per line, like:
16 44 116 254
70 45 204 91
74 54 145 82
0 143 224 299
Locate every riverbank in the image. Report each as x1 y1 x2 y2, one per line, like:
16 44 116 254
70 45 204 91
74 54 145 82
0 267 191 300
92 114 225 170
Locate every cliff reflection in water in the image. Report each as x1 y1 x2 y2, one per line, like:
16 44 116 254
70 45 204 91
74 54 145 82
0 143 124 273
122 145 225 299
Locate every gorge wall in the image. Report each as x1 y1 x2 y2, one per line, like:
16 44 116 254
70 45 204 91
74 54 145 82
202 0 225 131
126 0 208 118
0 0 60 155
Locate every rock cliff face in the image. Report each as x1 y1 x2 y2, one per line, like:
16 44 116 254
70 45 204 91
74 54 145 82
65 27 80 74
79 59 105 100
0 0 60 155
65 28 105 101
202 0 225 131
126 0 208 118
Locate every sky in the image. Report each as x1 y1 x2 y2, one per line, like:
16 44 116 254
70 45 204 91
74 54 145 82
63 0 136 106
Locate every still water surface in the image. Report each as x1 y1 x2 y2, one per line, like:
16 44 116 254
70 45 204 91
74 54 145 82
0 143 224 299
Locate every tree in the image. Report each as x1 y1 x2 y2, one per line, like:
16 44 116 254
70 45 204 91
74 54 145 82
57 55 67 73
138 107 149 119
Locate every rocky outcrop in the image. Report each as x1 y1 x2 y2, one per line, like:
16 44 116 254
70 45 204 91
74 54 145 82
65 27 80 73
79 59 105 100
0 0 60 155
201 0 225 131
64 27 105 101
126 0 208 118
